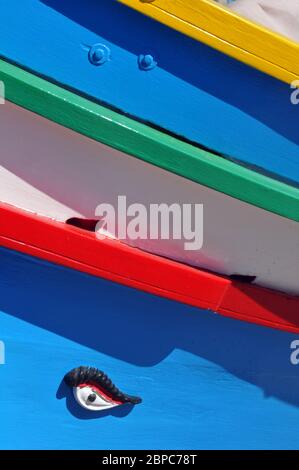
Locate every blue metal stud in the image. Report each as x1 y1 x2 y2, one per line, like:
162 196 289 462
88 44 111 66
138 54 157 71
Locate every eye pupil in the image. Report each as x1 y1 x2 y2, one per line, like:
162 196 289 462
87 393 97 403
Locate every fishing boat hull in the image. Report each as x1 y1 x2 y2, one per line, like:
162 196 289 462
1 245 299 450
0 0 298 185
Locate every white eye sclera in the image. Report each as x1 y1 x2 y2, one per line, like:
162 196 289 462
73 385 121 411
64 366 142 412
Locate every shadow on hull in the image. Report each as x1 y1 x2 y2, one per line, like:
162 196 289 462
0 246 298 408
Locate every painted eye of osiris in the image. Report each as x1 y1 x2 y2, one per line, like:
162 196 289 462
64 366 142 412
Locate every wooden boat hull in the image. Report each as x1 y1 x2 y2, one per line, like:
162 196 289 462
0 0 298 186
2 57 298 224
1 100 298 295
0 1 298 451
119 0 299 85
1 201 299 333
1 245 299 450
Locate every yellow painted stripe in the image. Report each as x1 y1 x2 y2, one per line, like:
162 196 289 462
119 0 299 85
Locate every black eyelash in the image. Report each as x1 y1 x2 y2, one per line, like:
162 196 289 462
64 366 142 405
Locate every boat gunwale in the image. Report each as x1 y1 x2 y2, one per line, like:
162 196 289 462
1 58 299 222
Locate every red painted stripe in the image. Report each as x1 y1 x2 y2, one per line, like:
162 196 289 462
219 283 299 333
0 203 298 334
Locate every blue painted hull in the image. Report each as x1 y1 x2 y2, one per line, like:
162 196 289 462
0 0 298 186
1 246 299 449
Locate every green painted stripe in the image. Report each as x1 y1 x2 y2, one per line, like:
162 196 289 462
0 58 298 222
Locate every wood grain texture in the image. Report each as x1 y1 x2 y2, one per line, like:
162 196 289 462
0 1 298 186
1 246 299 449
119 0 299 84
1 59 299 223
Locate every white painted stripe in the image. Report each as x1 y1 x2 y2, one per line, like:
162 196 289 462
0 101 298 294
